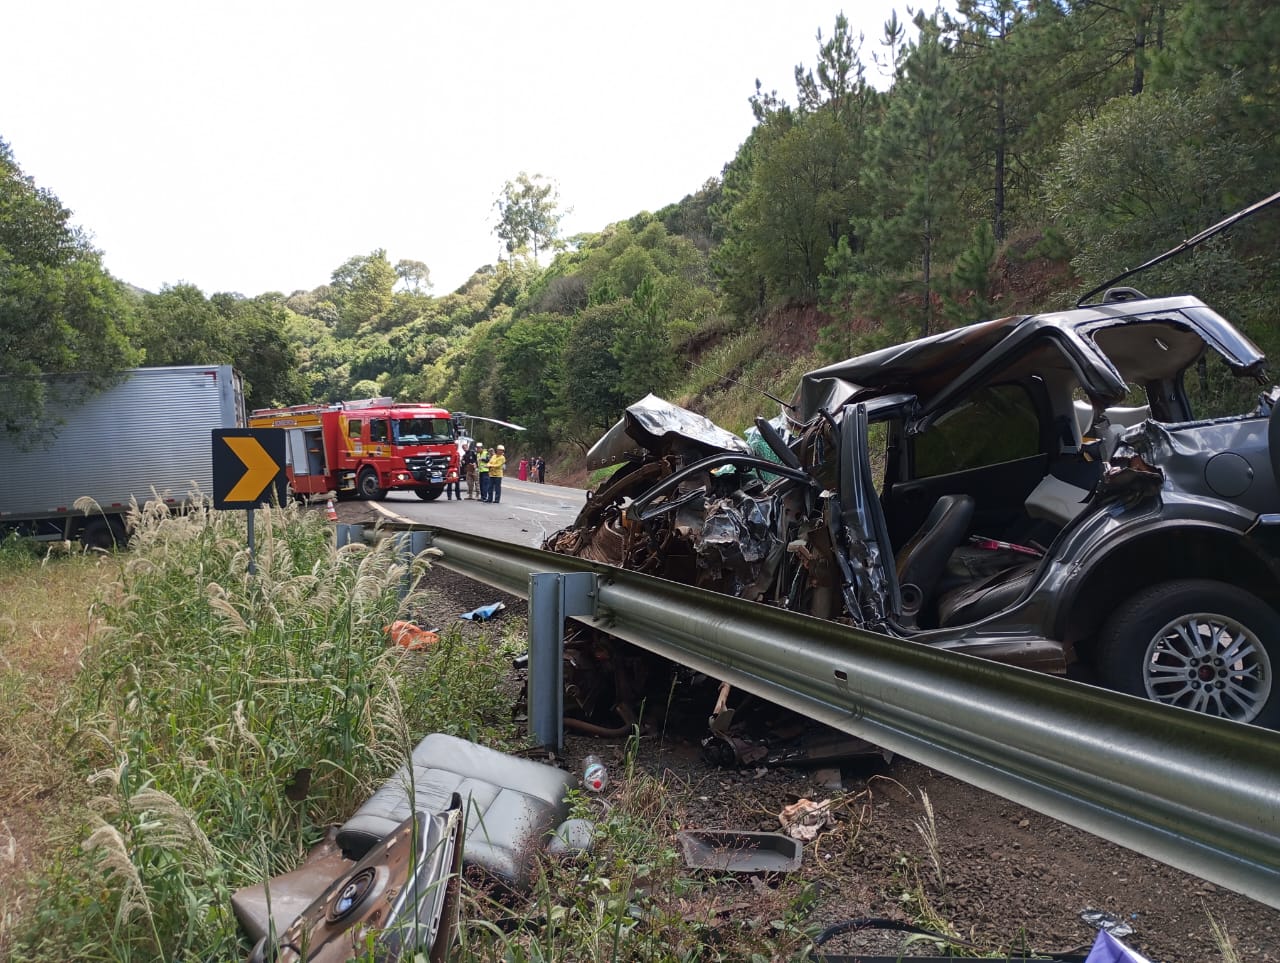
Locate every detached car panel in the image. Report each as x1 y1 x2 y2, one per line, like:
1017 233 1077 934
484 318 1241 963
546 294 1280 727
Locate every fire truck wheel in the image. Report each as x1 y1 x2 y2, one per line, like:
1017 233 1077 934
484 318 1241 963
357 468 385 501
415 487 443 501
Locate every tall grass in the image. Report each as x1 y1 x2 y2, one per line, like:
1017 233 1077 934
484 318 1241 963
7 502 820 961
11 497 518 960
677 326 780 407
1 534 115 957
0 530 44 570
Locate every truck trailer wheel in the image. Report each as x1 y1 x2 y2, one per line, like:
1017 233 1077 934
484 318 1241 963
415 487 443 501
81 516 127 551
357 468 386 501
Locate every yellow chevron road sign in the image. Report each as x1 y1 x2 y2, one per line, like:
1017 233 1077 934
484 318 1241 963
212 429 286 509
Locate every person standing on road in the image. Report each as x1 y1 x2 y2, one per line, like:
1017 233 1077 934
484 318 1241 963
488 445 507 503
447 436 466 501
477 445 491 502
462 442 479 499
518 457 528 481
445 438 462 501
535 455 546 483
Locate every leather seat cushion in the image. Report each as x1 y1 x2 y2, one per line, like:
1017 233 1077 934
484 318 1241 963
937 561 1039 628
336 733 574 891
895 494 974 588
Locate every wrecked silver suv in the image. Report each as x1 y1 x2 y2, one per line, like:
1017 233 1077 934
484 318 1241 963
546 293 1280 727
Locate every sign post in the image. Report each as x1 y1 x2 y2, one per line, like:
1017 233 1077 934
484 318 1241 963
212 429 287 574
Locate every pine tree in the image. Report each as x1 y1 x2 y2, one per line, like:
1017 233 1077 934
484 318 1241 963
858 12 967 336
946 0 1030 242
942 221 998 325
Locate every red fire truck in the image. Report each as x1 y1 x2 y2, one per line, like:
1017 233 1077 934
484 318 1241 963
249 397 460 501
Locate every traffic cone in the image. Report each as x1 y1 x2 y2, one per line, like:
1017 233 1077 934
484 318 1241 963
325 498 337 522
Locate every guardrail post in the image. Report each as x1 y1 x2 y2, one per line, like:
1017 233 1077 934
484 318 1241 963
528 571 597 753
336 523 364 548
395 530 433 599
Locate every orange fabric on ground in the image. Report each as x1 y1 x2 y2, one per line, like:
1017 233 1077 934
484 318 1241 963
384 620 440 650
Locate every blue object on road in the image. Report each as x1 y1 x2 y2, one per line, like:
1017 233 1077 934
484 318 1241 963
1084 930 1152 963
460 602 507 622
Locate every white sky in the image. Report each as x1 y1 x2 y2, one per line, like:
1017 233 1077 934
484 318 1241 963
2 1 906 297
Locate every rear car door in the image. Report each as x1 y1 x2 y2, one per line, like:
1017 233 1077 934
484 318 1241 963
884 381 1051 546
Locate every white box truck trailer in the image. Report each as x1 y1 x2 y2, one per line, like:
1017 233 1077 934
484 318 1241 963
0 365 245 548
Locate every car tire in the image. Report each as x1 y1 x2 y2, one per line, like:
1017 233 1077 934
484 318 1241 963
1097 579 1279 727
415 487 443 501
357 469 385 501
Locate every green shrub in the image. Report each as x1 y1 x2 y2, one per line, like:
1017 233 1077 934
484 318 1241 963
0 529 44 569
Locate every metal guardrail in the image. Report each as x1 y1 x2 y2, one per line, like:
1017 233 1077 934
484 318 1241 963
418 526 1280 910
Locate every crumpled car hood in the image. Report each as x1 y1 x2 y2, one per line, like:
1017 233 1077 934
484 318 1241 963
585 393 752 470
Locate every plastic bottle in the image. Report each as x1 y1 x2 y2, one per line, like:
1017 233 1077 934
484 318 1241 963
582 754 608 792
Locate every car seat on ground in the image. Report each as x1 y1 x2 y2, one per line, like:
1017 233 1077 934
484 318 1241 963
336 732 575 892
232 734 576 945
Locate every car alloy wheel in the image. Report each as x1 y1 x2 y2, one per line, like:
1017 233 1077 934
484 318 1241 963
1099 579 1278 726
1141 611 1272 723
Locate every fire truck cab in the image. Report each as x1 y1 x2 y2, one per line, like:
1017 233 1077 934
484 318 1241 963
249 397 459 501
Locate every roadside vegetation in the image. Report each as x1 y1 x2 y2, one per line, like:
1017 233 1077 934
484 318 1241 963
0 501 1253 961
0 506 828 960
2 503 520 959
0 510 1015 962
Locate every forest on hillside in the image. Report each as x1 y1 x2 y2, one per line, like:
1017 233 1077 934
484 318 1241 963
3 0 1279 459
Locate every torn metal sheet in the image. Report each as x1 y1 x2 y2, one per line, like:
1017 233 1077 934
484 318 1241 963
245 802 464 963
584 393 752 470
232 831 353 945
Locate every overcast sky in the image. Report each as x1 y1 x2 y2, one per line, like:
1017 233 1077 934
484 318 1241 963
3 1 906 297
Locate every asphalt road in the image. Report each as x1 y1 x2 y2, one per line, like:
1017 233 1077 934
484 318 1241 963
366 478 588 547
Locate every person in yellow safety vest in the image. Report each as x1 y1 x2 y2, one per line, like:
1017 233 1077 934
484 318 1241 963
487 444 507 504
477 444 490 502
